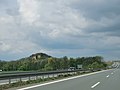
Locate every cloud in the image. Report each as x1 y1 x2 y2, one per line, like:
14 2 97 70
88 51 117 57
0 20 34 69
18 0 40 24
0 41 11 52
0 0 120 60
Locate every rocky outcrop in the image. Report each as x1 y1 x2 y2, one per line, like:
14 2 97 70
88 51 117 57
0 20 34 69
30 53 51 60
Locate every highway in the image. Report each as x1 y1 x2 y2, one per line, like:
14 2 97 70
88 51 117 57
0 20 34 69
16 69 120 90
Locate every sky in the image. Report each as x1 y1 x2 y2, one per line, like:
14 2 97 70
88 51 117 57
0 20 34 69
0 0 120 61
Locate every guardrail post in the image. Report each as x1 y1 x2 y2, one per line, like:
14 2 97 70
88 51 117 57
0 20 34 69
28 76 30 81
53 74 54 78
20 77 22 82
9 78 11 84
42 75 44 79
36 75 38 80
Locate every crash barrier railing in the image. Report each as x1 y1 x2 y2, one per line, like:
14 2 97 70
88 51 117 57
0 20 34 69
0 69 92 85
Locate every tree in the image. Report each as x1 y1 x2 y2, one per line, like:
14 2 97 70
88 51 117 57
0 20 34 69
44 58 56 71
0 54 107 71
69 58 76 67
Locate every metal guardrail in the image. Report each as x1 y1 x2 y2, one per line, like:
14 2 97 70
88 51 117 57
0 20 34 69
0 69 87 84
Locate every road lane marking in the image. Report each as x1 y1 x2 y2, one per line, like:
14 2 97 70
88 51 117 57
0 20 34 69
111 73 113 74
106 75 109 78
17 70 111 90
91 82 100 89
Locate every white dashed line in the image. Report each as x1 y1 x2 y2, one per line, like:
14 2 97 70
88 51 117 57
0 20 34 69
91 82 100 89
106 75 110 78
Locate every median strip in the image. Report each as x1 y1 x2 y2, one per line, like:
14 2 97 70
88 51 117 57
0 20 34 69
91 82 100 89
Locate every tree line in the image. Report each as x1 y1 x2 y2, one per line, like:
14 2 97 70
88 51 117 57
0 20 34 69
0 53 107 71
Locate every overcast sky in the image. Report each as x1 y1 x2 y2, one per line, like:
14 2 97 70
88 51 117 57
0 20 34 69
0 0 120 61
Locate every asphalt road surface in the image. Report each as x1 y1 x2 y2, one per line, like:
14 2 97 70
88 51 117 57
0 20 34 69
17 69 120 90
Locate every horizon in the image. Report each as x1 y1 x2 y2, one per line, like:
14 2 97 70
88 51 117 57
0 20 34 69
0 52 118 61
0 0 120 61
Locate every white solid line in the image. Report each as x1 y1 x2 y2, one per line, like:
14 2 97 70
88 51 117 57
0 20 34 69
17 70 110 90
91 82 100 89
106 75 109 78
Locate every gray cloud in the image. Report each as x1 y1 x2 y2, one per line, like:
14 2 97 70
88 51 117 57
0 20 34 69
0 0 120 60
72 0 120 19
